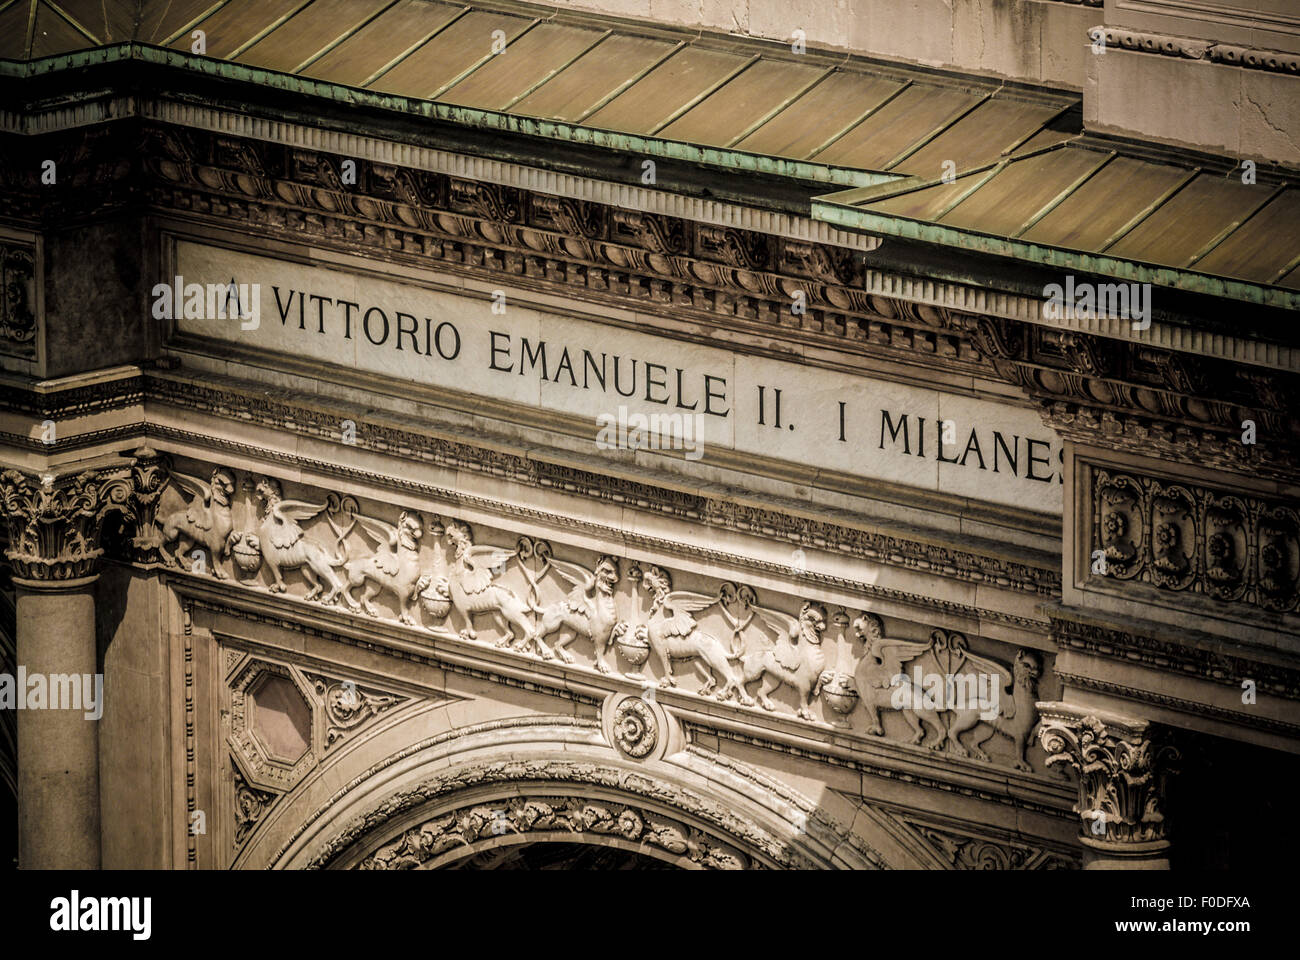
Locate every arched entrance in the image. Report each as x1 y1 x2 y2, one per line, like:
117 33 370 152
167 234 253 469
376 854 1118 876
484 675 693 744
261 716 876 870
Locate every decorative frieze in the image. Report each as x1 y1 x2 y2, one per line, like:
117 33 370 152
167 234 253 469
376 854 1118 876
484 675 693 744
159 459 1055 772
1051 611 1300 702
1091 466 1300 614
1097 26 1300 74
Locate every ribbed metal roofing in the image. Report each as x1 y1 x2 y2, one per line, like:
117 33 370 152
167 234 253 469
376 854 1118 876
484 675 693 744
1 0 1295 308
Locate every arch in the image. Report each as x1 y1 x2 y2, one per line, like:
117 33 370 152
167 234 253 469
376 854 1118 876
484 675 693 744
266 716 875 870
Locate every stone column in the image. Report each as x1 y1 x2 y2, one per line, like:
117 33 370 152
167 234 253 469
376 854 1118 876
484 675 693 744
1 465 135 869
1036 702 1180 870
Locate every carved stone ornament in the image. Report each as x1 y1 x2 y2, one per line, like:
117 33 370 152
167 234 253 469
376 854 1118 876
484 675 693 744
139 460 1055 765
0 464 134 581
232 759 279 849
611 697 658 758
850 615 1042 771
0 241 37 359
228 659 317 793
1036 703 1180 850
1091 466 1300 613
905 818 1077 870
356 794 750 870
309 674 405 750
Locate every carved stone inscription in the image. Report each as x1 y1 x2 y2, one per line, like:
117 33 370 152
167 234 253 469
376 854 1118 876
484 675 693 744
170 240 1063 513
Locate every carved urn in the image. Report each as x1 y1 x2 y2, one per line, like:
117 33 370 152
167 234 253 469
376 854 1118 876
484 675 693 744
615 622 651 667
230 532 262 576
417 575 452 620
820 672 859 717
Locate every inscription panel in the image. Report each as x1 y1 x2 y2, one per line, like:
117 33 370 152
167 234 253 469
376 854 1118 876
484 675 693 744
169 239 1063 514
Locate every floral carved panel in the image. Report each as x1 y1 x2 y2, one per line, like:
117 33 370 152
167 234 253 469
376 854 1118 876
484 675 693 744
1090 466 1300 614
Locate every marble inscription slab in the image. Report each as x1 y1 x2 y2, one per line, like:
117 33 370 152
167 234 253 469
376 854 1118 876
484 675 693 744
169 240 1063 514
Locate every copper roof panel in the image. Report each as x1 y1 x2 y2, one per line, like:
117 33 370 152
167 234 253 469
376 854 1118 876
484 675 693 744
167 0 309 59
811 85 981 171
892 100 1065 176
1108 173 1274 267
1194 189 1300 282
302 1 465 87
869 174 992 221
0 3 30 58
1021 156 1191 251
236 0 394 74
60 0 136 42
1279 264 1300 290
657 59 828 147
940 147 1108 236
583 46 751 135
31 3 98 56
439 23 604 111
509 34 676 121
367 9 532 97
140 0 224 44
733 72 902 161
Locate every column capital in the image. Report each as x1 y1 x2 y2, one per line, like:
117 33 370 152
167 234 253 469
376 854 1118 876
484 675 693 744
1 463 135 584
1036 702 1181 864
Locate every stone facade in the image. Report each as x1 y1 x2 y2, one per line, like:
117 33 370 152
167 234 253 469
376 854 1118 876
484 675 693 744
0 0 1296 873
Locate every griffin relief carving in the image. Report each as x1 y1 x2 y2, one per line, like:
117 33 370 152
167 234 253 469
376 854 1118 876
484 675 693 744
252 478 354 606
739 601 829 721
435 521 541 655
630 566 752 704
159 468 236 578
342 509 425 624
529 552 624 671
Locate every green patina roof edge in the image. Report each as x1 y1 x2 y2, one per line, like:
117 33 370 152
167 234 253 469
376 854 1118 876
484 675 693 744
0 42 901 189
812 193 1299 311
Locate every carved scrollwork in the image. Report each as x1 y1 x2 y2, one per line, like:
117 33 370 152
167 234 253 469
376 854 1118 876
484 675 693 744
310 675 404 749
233 760 279 848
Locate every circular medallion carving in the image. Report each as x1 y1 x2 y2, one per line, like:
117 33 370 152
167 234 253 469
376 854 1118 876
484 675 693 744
612 698 658 758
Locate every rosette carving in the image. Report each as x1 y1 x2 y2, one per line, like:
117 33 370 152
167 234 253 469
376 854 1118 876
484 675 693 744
612 697 658 758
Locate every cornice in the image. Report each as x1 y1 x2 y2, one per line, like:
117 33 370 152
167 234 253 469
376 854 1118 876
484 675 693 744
1049 609 1300 702
1097 26 1300 74
1054 671 1300 739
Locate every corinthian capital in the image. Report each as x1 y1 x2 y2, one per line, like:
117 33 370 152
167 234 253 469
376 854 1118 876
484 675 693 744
1036 702 1180 857
0 464 135 582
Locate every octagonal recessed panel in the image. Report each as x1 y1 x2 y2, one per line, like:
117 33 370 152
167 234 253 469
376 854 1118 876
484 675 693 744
249 673 311 764
228 659 317 793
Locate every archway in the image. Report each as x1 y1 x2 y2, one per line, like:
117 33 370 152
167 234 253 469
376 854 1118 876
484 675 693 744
263 716 874 870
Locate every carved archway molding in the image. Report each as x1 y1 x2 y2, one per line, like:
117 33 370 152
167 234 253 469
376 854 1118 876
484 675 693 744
267 717 874 870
